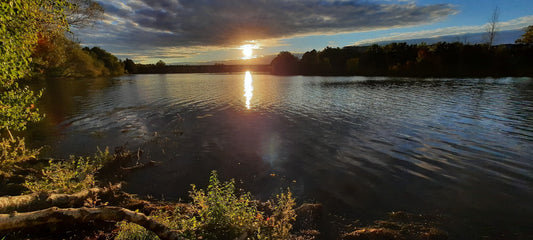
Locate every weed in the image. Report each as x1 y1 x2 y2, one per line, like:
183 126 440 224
0 137 39 176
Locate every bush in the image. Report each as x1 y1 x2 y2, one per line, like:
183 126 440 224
183 171 261 239
24 147 113 194
114 171 297 239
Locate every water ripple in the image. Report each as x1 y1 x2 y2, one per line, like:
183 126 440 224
31 74 533 238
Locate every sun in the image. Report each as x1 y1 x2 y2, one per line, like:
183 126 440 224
240 44 255 59
243 46 253 58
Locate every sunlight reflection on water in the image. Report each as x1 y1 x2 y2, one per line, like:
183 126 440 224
244 71 254 109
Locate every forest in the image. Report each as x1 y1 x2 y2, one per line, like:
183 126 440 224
271 40 533 77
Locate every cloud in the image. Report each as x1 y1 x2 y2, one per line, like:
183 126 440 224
77 0 456 61
352 15 533 45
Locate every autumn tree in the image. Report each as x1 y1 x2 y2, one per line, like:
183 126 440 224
516 25 533 44
1 0 69 140
31 0 105 77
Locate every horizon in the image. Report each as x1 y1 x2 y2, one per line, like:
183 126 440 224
76 0 533 64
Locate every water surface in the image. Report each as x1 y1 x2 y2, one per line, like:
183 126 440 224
29 73 533 238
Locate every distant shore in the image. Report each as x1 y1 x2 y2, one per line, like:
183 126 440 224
131 43 533 78
133 64 271 74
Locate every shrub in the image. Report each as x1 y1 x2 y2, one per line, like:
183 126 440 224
24 147 112 194
260 191 296 239
114 171 297 239
183 171 261 239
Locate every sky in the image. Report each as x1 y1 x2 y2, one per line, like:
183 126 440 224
75 0 533 64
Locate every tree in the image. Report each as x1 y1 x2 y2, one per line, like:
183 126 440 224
1 0 69 138
124 59 138 74
271 51 299 75
516 25 533 44
67 0 104 28
485 7 499 47
84 47 125 76
156 60 167 67
300 50 321 75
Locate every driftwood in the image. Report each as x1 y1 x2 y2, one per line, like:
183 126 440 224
121 160 161 171
0 184 120 214
0 206 184 240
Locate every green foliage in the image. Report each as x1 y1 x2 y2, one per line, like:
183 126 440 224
0 84 42 133
24 147 112 194
1 0 68 140
63 46 110 77
84 47 125 76
184 171 261 239
0 137 40 176
32 35 124 78
115 171 297 240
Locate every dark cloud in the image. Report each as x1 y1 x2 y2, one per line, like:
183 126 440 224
79 0 456 60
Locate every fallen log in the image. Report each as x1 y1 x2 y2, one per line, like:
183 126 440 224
0 184 121 214
0 206 184 240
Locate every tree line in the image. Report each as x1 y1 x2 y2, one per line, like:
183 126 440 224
271 27 533 77
125 60 270 74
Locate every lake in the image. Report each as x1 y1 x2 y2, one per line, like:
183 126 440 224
28 73 533 238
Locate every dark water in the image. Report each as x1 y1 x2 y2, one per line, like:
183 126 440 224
28 73 533 238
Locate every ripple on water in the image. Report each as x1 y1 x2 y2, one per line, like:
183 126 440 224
30 74 533 238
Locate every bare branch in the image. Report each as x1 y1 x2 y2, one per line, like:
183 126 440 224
485 7 499 47
67 0 104 29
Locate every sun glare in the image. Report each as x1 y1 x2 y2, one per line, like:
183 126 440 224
243 47 253 58
240 44 256 59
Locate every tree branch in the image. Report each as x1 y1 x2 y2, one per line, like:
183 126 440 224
0 206 184 240
0 184 120 214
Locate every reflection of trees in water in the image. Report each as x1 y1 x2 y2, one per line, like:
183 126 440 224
39 78 114 124
26 78 117 148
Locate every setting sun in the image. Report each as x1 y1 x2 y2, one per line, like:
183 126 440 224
243 47 253 58
240 44 256 59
